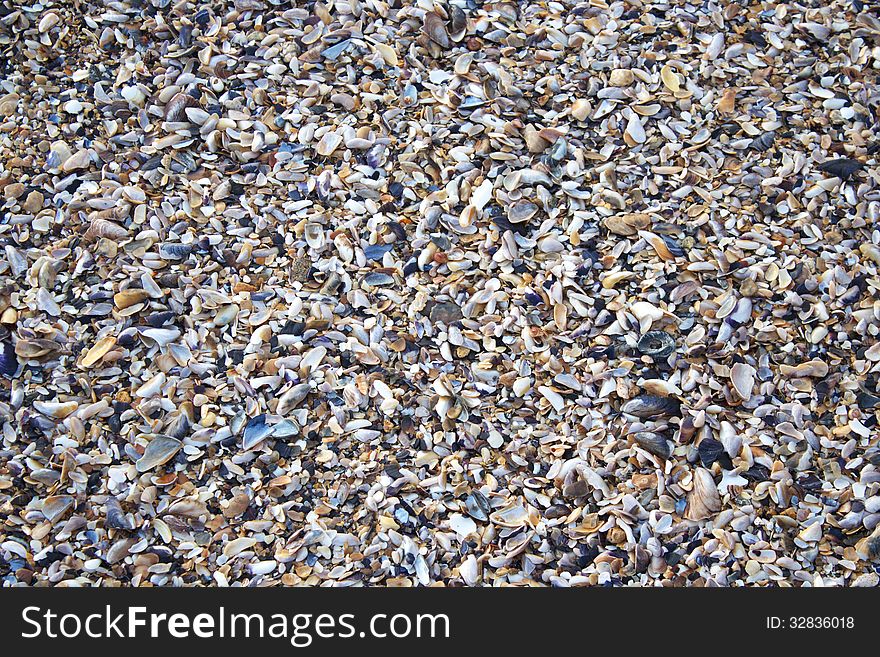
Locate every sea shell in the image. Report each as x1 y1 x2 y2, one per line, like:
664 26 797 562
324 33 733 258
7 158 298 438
85 217 128 241
276 383 311 416
686 468 721 521
81 336 116 367
465 491 491 522
41 495 74 523
114 289 150 309
489 503 529 528
301 346 327 373
135 372 166 398
730 362 756 401
817 158 862 179
460 554 479 585
0 340 17 377
242 414 273 450
164 92 193 122
304 223 325 249
698 438 725 466
621 395 681 419
136 435 182 472
637 331 676 358
105 497 135 531
633 432 672 459
448 6 467 42
660 65 680 91
423 11 450 48
429 302 463 324
717 87 736 114
508 200 538 224
315 131 343 157
33 400 78 419
15 339 61 359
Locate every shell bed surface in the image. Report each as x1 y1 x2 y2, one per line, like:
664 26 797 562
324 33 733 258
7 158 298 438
1 0 880 587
